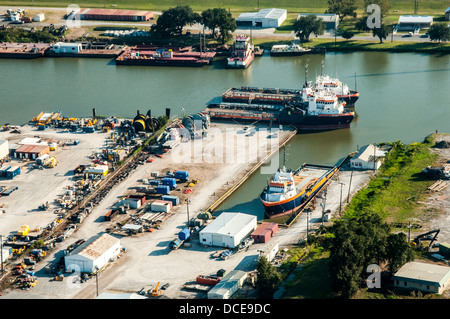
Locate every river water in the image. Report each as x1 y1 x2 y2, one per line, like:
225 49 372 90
0 51 449 219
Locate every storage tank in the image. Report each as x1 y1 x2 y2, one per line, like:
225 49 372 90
169 238 182 250
178 228 190 241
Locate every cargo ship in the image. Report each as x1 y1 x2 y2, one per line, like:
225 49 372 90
227 35 254 69
116 47 216 67
204 84 355 131
315 74 359 105
260 163 338 218
222 71 359 106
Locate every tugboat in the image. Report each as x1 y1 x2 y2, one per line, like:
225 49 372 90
227 35 254 69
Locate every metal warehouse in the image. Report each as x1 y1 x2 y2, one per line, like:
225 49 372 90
297 13 339 30
76 8 154 21
64 233 121 273
207 270 248 299
395 15 433 32
392 261 450 294
199 212 257 248
236 8 287 28
0 139 8 161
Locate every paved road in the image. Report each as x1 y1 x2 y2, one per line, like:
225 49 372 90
1 6 434 43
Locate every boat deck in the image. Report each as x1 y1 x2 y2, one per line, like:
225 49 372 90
293 166 331 193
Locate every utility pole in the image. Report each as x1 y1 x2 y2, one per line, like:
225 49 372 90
321 190 327 226
339 182 344 216
185 199 191 229
0 235 3 274
347 169 353 203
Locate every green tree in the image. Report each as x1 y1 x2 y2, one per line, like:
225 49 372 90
372 23 389 43
341 29 355 40
355 16 371 32
428 22 450 43
201 8 219 38
385 232 414 274
255 256 282 298
214 9 237 44
293 15 326 42
326 0 358 21
153 6 200 37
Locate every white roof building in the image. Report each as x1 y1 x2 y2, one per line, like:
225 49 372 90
396 15 433 31
350 144 386 170
0 139 8 160
446 7 450 20
207 270 248 299
199 212 257 248
64 233 121 273
52 42 83 54
392 261 450 294
236 8 287 28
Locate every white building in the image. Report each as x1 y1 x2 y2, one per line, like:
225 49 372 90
52 42 83 54
33 13 45 22
350 144 386 170
64 233 121 273
392 261 450 294
396 15 433 33
0 139 8 161
446 7 450 21
297 13 339 31
236 8 287 28
207 270 248 299
199 212 257 248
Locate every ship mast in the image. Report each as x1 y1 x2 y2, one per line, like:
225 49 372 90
304 63 308 87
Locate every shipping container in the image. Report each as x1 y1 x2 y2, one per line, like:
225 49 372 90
162 178 177 189
196 275 221 286
154 185 170 195
36 153 50 165
83 126 95 133
251 222 278 243
0 165 11 177
161 195 180 206
104 209 119 221
174 170 189 181
178 228 190 241
5 166 20 179
150 199 172 212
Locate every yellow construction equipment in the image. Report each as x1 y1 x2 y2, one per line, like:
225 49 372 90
45 156 58 168
17 225 29 236
151 282 161 296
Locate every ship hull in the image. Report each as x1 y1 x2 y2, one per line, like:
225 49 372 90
260 165 338 219
204 108 354 131
116 59 208 67
270 51 311 56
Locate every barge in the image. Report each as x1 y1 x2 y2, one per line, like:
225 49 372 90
116 47 216 67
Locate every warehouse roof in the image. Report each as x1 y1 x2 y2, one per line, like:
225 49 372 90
201 213 256 236
392 261 450 287
446 7 450 13
70 233 120 261
398 15 433 24
297 13 339 22
352 144 385 163
79 8 153 17
237 8 286 21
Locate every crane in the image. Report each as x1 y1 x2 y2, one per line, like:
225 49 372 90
151 282 161 297
413 229 440 251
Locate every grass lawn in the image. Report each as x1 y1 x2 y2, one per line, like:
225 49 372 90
0 0 448 15
281 246 335 299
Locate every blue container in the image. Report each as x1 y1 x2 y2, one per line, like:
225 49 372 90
161 195 180 206
38 125 46 130
174 170 189 180
162 178 177 189
6 166 20 179
83 126 95 133
155 185 170 195
178 228 190 241
0 166 11 177
149 180 161 186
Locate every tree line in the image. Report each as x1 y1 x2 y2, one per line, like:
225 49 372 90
151 6 237 44
294 0 449 43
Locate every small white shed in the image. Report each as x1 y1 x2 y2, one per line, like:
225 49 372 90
0 139 8 160
350 144 386 170
33 13 45 22
199 212 257 248
64 234 121 273
207 270 248 299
